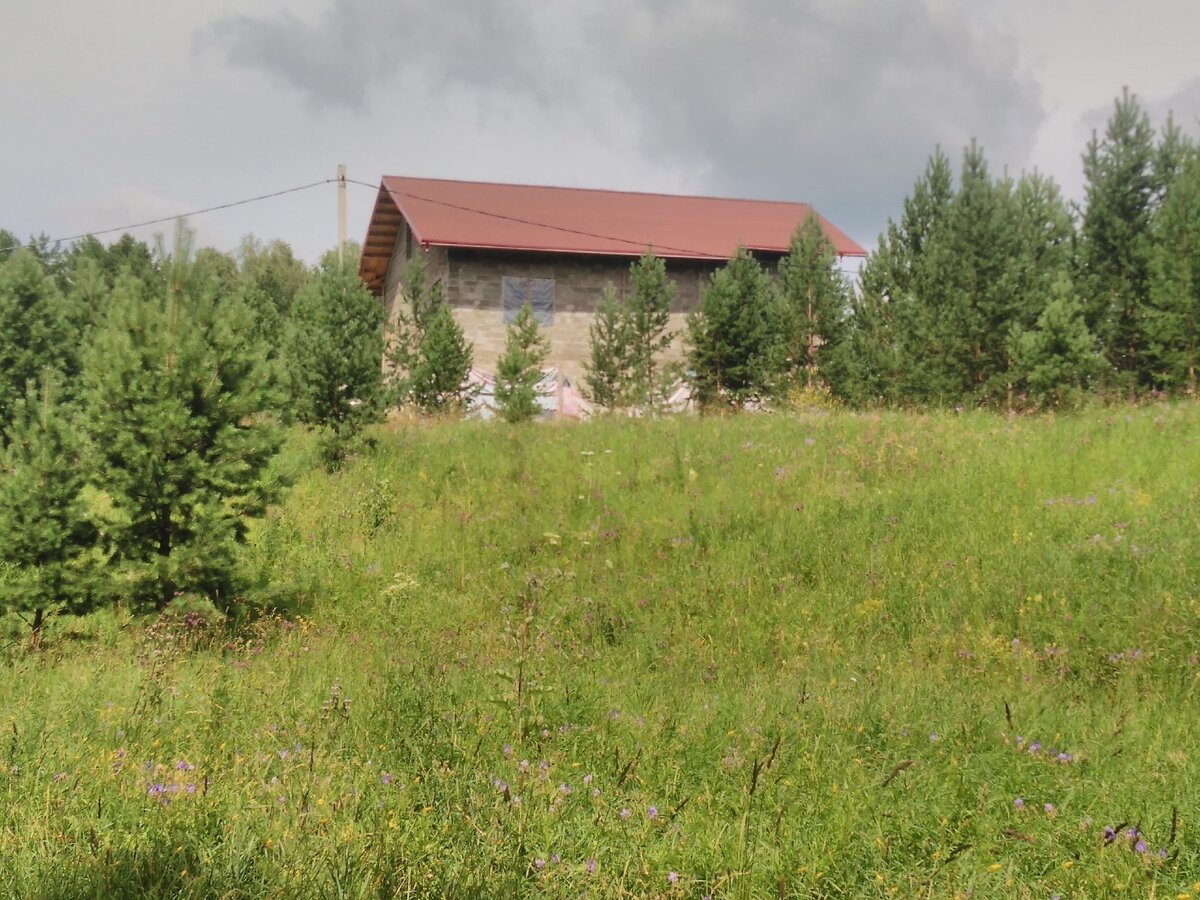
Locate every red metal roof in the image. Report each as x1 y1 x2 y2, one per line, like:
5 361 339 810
359 176 866 295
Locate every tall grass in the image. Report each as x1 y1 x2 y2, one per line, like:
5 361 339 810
1 404 1198 897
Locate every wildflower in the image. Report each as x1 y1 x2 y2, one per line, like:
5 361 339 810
583 774 593 786
1057 752 1072 763
648 806 659 820
1135 840 1148 854
186 784 196 794
382 773 394 786
534 858 546 870
1028 742 1041 754
1013 797 1025 810
620 808 631 820
502 744 513 756
592 788 601 798
511 795 521 806
1103 827 1117 843
1159 848 1168 860
1044 803 1055 815
929 733 940 742
668 871 679 884
175 760 195 772
518 759 530 773
586 858 597 874
550 853 560 864
559 783 572 796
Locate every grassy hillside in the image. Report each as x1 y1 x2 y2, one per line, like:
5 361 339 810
2 405 1199 898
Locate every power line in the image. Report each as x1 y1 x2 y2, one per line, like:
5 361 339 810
0 179 335 258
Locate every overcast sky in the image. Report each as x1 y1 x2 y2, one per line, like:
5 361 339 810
3 0 1198 264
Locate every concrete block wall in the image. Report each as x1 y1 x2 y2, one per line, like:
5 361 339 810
378 238 786 386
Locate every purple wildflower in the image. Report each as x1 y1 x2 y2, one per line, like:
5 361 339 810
583 774 593 786
1134 840 1147 853
929 733 940 742
518 759 530 773
382 772 394 786
559 783 572 796
1044 803 1055 814
668 871 679 884
502 744 513 756
174 760 194 772
186 784 196 794
620 808 631 820
586 858 597 874
1103 827 1117 843
550 853 560 864
1028 742 1041 754
648 806 659 820
1013 797 1025 809
534 858 545 870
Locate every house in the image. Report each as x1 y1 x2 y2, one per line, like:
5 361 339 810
358 176 867 382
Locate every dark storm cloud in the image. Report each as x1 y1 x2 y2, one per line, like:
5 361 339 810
204 0 1043 243
202 0 542 112
585 0 1043 239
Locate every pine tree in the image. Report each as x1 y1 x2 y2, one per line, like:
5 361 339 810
778 212 850 390
1146 146 1200 392
82 225 283 611
386 255 474 413
0 376 97 648
0 249 79 435
494 301 549 423
871 149 957 403
1008 274 1106 408
409 302 475 413
1078 88 1158 385
286 248 385 438
832 245 903 405
583 284 632 410
686 248 780 409
625 250 677 405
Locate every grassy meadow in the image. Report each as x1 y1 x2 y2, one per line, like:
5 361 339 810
2 403 1200 898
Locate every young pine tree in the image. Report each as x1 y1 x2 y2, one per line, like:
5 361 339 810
386 254 475 413
410 302 476 413
686 249 780 409
584 284 633 410
1146 146 1200 392
778 212 850 391
0 376 97 648
0 249 79 435
286 248 385 446
82 225 283 612
625 250 677 405
494 301 549 423
1077 88 1159 385
1008 274 1106 408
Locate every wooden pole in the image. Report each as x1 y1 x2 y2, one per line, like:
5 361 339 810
337 164 347 267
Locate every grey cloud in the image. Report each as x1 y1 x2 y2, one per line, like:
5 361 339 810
202 0 1042 245
201 0 542 112
1079 80 1200 143
585 0 1043 241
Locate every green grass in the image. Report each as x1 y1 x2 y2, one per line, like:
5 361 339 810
2 404 1200 898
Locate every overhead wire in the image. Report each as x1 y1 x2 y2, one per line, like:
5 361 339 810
0 179 335 258
1 175 865 276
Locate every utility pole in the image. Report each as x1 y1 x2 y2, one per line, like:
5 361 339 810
337 163 347 267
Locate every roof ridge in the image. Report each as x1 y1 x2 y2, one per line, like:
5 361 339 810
380 175 816 209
